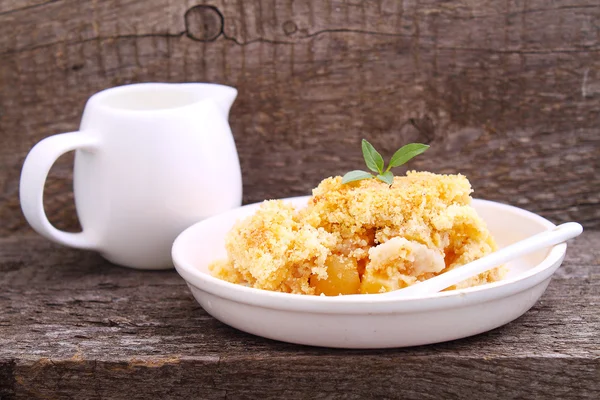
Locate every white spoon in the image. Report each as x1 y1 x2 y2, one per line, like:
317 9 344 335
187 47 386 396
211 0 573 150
380 222 583 299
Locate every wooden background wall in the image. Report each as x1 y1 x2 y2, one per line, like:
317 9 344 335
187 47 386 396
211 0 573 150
1 0 599 235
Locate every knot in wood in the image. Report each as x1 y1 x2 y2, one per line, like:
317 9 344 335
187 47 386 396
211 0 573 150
282 20 298 36
184 5 224 42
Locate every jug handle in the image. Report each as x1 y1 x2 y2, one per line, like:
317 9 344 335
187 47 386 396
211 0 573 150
20 132 99 250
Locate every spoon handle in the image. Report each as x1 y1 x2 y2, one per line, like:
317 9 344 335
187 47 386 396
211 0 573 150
388 222 583 298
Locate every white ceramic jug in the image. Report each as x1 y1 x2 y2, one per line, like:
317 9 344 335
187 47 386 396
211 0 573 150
20 83 242 269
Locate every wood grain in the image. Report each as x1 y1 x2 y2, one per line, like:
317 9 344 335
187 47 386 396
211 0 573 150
0 0 56 15
0 231 598 399
0 0 598 236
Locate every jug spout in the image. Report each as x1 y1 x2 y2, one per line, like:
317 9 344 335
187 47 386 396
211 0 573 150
179 83 237 117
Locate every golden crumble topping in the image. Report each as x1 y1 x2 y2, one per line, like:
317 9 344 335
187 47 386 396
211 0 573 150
209 171 506 295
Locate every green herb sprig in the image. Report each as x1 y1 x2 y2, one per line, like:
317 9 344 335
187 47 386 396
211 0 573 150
342 139 430 185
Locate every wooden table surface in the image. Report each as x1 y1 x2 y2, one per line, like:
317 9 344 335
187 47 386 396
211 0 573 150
1 232 598 399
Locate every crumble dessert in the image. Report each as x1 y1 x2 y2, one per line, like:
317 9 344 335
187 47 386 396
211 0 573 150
209 171 505 295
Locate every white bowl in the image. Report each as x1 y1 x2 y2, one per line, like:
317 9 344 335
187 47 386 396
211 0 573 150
172 197 567 349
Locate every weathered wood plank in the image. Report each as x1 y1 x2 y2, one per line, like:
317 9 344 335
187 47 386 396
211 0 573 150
0 0 599 236
0 232 598 398
5 358 598 400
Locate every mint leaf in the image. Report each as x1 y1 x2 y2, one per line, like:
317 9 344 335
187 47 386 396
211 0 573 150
361 139 384 174
342 139 429 186
376 171 394 185
342 170 374 184
387 143 430 171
